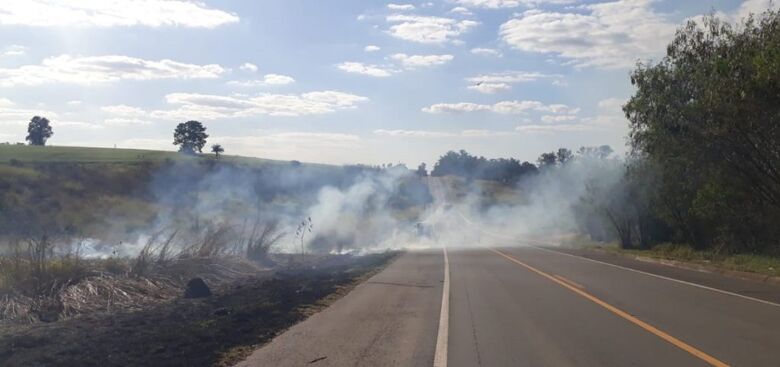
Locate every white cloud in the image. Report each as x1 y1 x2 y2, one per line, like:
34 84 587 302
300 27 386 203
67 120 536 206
515 124 593 133
0 99 58 127
67 100 83 106
101 104 147 117
103 91 369 121
467 82 511 93
374 129 513 138
228 74 296 87
1 45 26 57
0 55 225 87
387 3 416 11
499 0 677 69
734 0 778 21
455 0 521 8
466 71 561 93
450 7 474 16
386 14 478 44
364 45 381 52
58 120 104 129
470 47 502 57
240 63 258 72
103 118 152 126
455 0 576 9
598 97 626 111
337 62 395 77
541 114 577 123
423 100 579 114
0 98 16 108
390 53 454 68
0 0 239 28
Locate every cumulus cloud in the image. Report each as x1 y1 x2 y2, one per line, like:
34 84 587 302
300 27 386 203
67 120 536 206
387 3 416 11
386 14 478 44
102 91 369 120
374 129 513 138
450 7 474 16
515 124 593 133
0 0 239 28
455 0 576 8
0 99 58 126
423 100 579 114
1 45 26 57
337 62 396 77
541 114 578 123
467 83 511 94
470 47 502 57
499 0 677 68
455 0 521 8
734 0 778 21
466 71 562 93
364 45 381 52
239 63 258 72
0 55 225 87
228 74 296 87
390 53 454 69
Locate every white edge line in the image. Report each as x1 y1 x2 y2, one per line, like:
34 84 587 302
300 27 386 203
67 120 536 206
433 246 450 367
534 245 780 308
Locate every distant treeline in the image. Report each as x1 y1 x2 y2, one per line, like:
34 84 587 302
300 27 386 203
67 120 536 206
429 146 613 184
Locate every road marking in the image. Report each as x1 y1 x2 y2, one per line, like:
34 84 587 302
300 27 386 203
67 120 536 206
433 246 450 367
533 246 780 308
554 274 584 289
489 248 730 367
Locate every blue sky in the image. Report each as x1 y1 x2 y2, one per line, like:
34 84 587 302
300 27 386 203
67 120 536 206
0 0 773 165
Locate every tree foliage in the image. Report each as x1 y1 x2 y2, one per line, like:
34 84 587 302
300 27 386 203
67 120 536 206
173 121 208 154
26 116 53 146
211 144 224 159
624 10 780 253
431 150 538 184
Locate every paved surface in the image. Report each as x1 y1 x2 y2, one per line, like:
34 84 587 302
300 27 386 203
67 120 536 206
238 246 780 367
236 250 443 367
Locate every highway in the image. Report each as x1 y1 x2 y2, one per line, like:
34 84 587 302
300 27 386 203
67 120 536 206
237 246 780 366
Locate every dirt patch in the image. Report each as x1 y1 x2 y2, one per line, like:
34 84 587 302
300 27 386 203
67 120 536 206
0 252 398 367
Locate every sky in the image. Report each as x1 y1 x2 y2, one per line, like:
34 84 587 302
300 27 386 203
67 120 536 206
0 0 775 166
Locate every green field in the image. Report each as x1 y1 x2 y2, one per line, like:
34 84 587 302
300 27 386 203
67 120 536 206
0 144 290 166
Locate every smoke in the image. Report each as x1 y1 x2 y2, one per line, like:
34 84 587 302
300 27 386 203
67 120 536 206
63 151 626 258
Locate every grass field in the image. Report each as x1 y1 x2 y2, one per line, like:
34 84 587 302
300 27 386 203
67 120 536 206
604 243 780 278
0 144 288 166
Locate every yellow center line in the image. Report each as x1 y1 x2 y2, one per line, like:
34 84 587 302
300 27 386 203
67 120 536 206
488 248 730 367
554 274 585 289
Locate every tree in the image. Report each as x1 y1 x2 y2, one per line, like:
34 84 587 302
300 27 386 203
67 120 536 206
26 116 53 146
416 163 428 177
537 152 557 168
173 121 208 154
624 10 780 252
556 148 573 165
211 144 224 159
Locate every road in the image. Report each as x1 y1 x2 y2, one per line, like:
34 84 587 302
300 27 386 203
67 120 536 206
237 246 780 366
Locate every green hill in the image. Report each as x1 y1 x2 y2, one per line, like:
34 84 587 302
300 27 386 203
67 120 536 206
0 144 286 166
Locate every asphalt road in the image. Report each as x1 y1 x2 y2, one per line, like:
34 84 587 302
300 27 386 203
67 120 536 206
237 246 780 367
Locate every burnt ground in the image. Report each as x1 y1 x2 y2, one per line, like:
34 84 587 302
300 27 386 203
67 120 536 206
0 252 399 367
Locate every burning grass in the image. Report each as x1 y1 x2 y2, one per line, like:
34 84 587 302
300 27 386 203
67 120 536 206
0 221 284 324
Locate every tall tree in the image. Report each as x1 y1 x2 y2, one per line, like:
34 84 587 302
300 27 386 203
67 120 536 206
416 163 428 177
211 144 224 159
537 152 557 168
624 10 780 251
556 148 573 165
26 116 53 146
173 121 208 154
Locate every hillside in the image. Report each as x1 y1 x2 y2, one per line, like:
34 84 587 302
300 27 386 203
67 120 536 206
0 144 285 166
